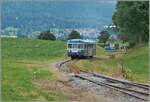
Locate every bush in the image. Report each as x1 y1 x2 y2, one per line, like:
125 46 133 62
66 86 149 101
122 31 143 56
98 43 105 48
128 42 136 48
68 30 81 40
38 31 56 40
98 30 110 44
114 43 119 49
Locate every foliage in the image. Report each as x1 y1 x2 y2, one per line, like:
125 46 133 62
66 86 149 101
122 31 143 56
107 36 116 43
38 31 56 40
117 34 129 43
68 30 81 40
98 30 110 44
113 1 149 43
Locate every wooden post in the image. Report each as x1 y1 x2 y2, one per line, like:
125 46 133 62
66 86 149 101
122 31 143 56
120 62 126 78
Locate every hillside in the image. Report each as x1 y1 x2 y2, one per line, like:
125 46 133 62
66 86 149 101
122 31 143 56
2 38 68 100
75 45 148 84
2 1 116 34
2 38 149 101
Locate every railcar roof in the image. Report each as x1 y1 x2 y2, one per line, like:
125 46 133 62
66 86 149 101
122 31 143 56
67 39 96 44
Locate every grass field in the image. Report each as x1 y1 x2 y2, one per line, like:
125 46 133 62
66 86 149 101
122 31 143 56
2 38 68 101
105 45 148 83
2 38 149 101
75 44 148 84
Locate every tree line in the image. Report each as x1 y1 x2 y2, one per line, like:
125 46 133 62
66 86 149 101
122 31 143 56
38 30 81 41
38 1 149 46
112 1 149 44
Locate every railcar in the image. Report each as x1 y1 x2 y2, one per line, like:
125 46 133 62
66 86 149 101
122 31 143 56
67 39 96 59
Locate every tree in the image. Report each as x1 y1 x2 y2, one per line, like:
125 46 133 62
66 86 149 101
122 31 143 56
68 30 81 40
117 33 129 43
98 30 110 44
38 31 56 40
112 1 149 44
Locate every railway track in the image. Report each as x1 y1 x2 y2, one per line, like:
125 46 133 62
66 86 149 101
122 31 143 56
75 72 149 101
58 59 149 101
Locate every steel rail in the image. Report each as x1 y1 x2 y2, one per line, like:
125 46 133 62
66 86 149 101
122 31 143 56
58 59 149 101
75 74 148 101
80 70 149 90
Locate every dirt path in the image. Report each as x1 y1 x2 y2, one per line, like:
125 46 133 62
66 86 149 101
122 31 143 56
30 58 146 102
31 59 108 101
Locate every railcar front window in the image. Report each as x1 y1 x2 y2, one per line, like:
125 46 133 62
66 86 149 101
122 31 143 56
73 44 77 48
68 44 72 48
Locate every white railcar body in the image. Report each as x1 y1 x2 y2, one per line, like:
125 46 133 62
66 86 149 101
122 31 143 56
67 39 96 58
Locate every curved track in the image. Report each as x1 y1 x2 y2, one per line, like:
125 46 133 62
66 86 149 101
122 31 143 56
57 59 149 101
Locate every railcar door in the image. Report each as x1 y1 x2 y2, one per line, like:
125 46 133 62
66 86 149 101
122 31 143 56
87 44 93 56
92 44 96 56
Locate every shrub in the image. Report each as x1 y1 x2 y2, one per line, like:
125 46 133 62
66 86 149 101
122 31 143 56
38 31 56 40
68 30 81 40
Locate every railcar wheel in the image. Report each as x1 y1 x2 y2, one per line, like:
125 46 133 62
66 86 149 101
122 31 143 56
89 56 93 58
71 56 75 59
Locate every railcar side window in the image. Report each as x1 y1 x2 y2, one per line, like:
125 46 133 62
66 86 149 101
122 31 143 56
78 44 83 49
84 44 87 48
87 44 92 48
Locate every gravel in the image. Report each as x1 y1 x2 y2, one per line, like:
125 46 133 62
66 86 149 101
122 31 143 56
69 76 146 102
56 61 147 102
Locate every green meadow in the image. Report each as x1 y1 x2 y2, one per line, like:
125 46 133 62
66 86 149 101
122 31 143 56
2 38 67 100
75 44 148 84
2 38 149 101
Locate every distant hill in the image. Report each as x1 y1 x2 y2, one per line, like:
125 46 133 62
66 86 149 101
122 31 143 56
2 0 116 35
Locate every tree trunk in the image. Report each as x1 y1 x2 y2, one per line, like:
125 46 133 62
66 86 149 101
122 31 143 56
138 34 142 43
